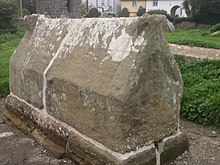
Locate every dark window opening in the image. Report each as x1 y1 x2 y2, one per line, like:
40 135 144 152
153 0 158 6
132 0 137 7
67 0 71 12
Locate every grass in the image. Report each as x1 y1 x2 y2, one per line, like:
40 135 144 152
164 28 220 49
0 28 26 97
176 57 220 127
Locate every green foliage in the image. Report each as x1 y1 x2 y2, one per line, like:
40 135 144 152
182 0 191 17
175 57 220 127
0 0 19 31
84 8 101 18
165 28 220 49
21 0 36 14
147 9 167 15
119 7 130 17
147 9 174 22
184 0 220 24
81 2 94 16
196 0 220 24
0 80 9 97
137 6 146 17
172 39 219 49
0 29 24 44
0 27 26 97
174 17 193 24
209 23 220 33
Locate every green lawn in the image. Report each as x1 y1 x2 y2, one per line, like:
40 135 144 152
0 28 25 97
164 28 220 49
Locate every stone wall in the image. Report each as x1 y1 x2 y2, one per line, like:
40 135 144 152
36 0 81 18
4 15 189 164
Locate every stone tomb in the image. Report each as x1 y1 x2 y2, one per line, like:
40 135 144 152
4 15 188 164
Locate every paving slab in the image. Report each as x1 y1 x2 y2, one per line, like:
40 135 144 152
169 44 220 60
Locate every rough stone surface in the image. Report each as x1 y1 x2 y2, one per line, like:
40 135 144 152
4 95 158 165
24 15 39 31
46 15 182 153
4 96 68 158
211 31 220 37
10 15 71 108
67 131 156 165
165 19 175 32
170 44 220 60
5 15 186 164
36 0 81 18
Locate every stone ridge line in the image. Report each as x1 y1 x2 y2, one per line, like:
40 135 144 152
156 148 160 165
42 21 73 113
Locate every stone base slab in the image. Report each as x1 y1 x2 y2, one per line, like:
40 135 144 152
155 131 189 165
160 132 189 164
3 95 188 164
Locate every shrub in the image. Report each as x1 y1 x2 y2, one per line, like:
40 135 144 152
175 57 220 127
84 8 101 18
0 29 24 44
119 7 130 17
147 9 174 22
188 0 220 24
174 17 193 24
22 0 36 14
137 6 146 16
147 9 167 15
0 0 18 31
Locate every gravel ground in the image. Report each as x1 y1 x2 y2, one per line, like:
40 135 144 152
168 120 220 165
1 97 220 165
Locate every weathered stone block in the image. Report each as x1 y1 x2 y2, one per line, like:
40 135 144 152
4 14 187 164
10 16 71 108
44 14 182 153
4 96 68 158
67 131 156 165
159 132 189 164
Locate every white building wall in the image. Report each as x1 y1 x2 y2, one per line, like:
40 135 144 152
146 0 187 17
82 0 121 14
